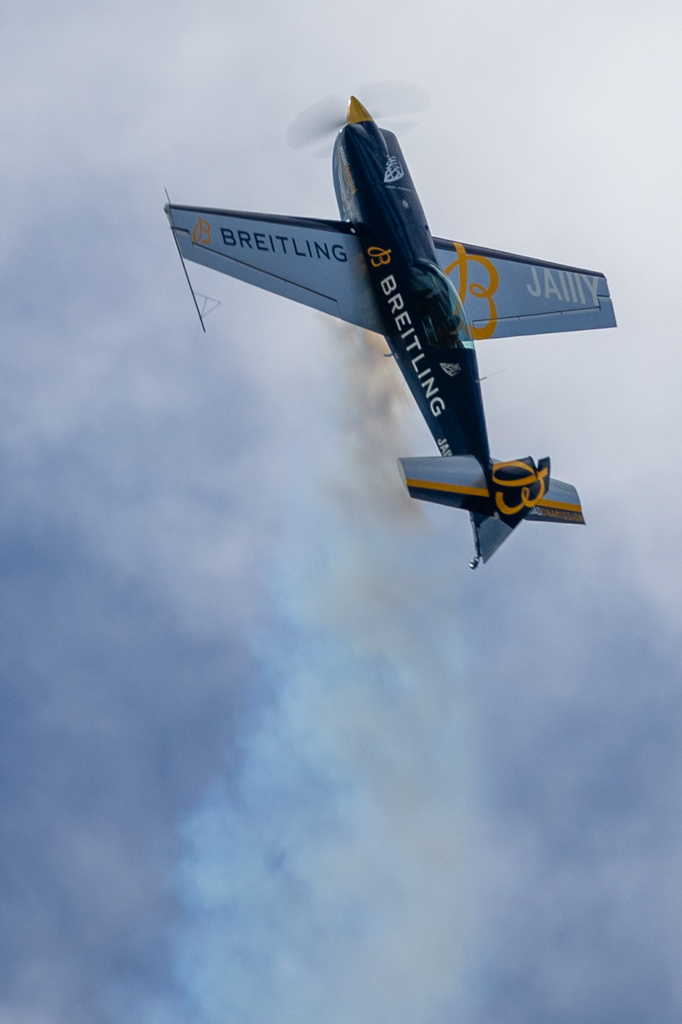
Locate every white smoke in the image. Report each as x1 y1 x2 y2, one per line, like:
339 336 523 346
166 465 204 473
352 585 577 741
150 326 479 1024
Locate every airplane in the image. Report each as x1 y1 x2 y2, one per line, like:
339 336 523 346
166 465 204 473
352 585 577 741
165 96 616 567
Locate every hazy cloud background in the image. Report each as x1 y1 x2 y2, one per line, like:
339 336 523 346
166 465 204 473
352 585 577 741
2 2 682 1023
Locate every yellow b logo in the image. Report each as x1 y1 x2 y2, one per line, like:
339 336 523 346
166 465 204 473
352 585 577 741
444 242 499 340
192 217 211 245
492 461 548 516
367 246 392 267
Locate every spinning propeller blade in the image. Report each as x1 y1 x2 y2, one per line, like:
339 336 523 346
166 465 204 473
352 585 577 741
286 81 430 155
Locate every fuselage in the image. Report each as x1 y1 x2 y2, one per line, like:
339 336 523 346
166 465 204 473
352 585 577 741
332 116 491 469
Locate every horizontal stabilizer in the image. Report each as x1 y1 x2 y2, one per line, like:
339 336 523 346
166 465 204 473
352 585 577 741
398 454 490 514
399 454 584 523
523 477 585 524
433 237 616 341
399 454 585 564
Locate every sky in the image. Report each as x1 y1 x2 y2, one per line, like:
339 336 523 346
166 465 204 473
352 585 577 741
2 1 682 1022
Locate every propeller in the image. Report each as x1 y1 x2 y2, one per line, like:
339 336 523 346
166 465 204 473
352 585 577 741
286 81 430 156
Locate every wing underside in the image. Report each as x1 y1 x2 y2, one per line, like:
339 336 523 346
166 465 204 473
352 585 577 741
433 236 616 340
165 204 384 334
165 206 615 343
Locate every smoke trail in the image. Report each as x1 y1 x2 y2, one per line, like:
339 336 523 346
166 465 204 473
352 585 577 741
148 326 478 1024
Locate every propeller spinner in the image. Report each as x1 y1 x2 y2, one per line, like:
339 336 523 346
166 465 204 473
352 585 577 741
286 82 430 155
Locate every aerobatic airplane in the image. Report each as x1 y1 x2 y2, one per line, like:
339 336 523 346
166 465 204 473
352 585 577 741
165 96 616 567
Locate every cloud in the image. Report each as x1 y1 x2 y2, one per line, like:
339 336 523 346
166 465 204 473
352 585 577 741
2 2 682 1023
133 329 477 1024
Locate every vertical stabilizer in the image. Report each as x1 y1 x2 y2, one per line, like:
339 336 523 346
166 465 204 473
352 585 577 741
469 512 513 568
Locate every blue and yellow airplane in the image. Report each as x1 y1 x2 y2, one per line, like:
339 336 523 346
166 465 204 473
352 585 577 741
165 96 615 567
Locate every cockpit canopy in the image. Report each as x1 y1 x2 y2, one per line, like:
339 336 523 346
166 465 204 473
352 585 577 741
410 260 474 350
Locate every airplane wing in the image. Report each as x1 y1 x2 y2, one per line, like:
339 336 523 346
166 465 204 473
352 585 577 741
165 204 384 334
432 236 616 341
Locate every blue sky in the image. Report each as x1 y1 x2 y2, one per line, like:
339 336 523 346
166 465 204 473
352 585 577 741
2 2 682 1023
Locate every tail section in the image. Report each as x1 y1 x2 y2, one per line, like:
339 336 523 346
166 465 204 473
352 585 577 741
398 454 584 567
469 512 513 567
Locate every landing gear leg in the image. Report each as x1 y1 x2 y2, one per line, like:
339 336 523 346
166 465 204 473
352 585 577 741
468 512 482 570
